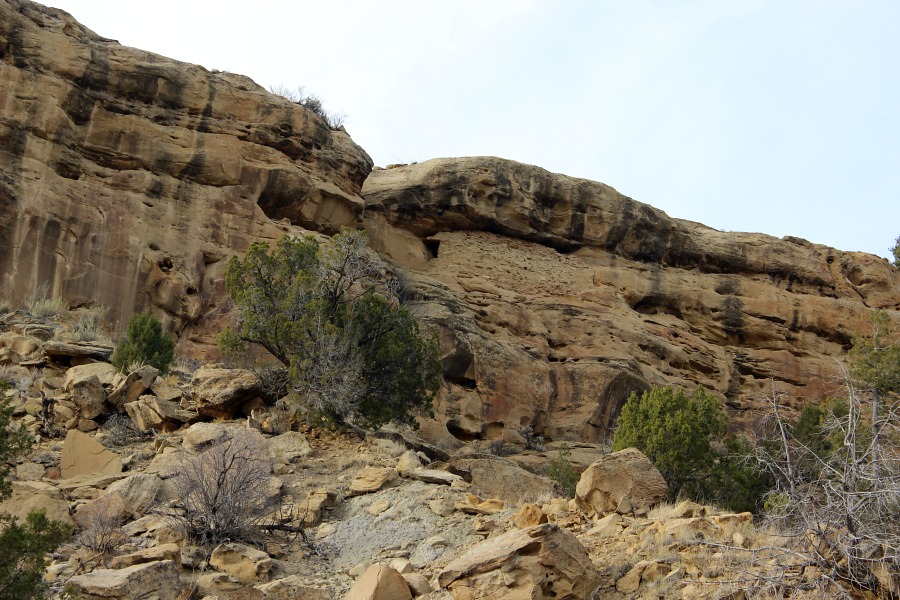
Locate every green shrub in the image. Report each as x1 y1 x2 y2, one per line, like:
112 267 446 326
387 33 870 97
546 444 579 498
220 229 441 430
0 389 71 599
613 385 768 511
25 283 67 318
111 312 175 374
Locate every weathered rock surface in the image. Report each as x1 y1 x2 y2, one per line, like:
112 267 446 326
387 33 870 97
67 560 183 599
575 448 667 516
345 564 412 600
190 365 262 418
364 158 900 440
0 480 73 525
2 0 899 449
0 0 372 348
59 429 122 479
210 542 273 583
437 523 601 599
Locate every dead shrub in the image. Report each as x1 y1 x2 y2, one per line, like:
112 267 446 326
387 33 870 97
171 430 274 546
74 496 129 557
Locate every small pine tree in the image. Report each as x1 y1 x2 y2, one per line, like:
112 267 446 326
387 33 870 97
0 381 71 599
613 385 768 511
545 444 579 498
111 312 175 374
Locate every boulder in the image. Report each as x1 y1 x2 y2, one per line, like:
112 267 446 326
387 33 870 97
346 564 412 600
60 429 123 479
437 523 600 599
405 469 462 486
124 395 196 431
449 455 558 505
182 421 236 453
65 362 119 388
103 474 163 516
109 543 181 569
191 366 263 419
296 488 339 526
42 340 113 361
575 448 667 517
68 560 183 599
0 481 73 525
347 467 399 497
107 366 159 407
69 374 108 420
267 431 312 462
210 542 273 583
511 503 549 528
254 575 331 600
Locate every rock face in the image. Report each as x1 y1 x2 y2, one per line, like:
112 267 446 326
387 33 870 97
363 158 900 439
2 1 899 446
0 0 372 348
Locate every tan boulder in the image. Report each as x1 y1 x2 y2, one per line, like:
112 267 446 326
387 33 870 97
124 394 195 431
346 564 412 600
42 340 113 362
511 503 549 528
0 332 42 358
65 362 118 388
575 448 667 517
347 467 399 496
68 374 108 420
68 560 183 599
60 429 123 479
255 575 331 600
107 366 159 407
210 542 273 583
0 481 73 525
296 488 339 526
191 366 263 419
267 431 312 462
449 455 557 505
437 523 600 599
109 543 181 569
16 461 45 481
103 473 163 516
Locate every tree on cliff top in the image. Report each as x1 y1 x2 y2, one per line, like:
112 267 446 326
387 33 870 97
891 235 900 267
219 228 441 430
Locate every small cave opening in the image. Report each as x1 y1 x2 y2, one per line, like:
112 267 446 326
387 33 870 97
424 237 441 259
446 418 480 441
158 257 174 273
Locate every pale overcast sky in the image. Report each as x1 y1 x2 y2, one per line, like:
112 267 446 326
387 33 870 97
44 1 899 260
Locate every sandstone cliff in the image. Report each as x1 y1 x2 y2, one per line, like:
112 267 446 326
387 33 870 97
2 0 899 445
362 159 899 439
0 0 372 341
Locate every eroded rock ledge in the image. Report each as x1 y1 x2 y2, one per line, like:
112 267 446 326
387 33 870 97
0 0 372 339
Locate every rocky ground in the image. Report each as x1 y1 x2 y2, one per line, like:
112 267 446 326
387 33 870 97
0 310 836 600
